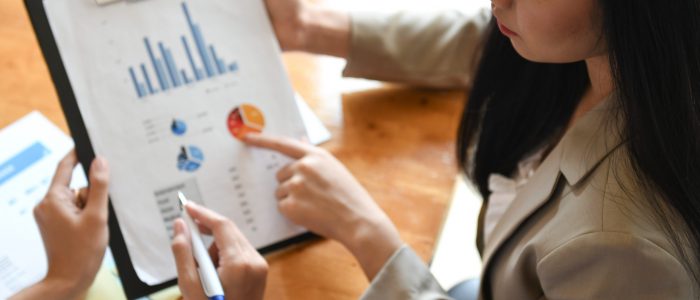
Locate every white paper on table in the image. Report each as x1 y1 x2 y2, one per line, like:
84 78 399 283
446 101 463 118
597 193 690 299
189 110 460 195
429 176 483 290
43 0 322 284
296 93 331 146
0 112 88 299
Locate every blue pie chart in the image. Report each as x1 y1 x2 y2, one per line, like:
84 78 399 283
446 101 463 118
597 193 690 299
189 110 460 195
177 145 204 172
171 119 187 136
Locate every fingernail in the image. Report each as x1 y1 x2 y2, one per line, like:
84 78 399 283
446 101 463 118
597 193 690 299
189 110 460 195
185 202 199 213
93 156 106 170
173 219 184 235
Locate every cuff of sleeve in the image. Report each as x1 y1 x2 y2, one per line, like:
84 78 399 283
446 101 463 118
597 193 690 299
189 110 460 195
360 245 452 300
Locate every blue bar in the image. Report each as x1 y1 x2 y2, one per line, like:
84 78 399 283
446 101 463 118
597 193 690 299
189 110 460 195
166 49 182 86
129 67 144 98
181 36 202 81
144 38 167 91
155 59 170 90
181 70 191 84
159 42 181 87
182 3 215 77
0 142 51 186
140 64 155 94
138 83 147 97
218 59 225 74
209 46 225 74
194 25 215 77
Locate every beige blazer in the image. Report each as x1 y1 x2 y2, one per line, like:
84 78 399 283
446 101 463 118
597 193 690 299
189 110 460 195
345 9 698 300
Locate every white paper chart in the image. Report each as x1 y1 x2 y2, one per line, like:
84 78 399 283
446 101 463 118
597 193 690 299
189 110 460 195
44 0 310 284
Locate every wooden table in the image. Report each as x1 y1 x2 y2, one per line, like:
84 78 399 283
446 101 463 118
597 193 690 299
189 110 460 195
0 0 466 299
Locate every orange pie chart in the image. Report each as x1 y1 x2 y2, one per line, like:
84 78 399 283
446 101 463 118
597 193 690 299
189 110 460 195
227 103 265 140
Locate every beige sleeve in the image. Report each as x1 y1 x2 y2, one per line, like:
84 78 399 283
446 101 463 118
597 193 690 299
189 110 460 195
536 232 696 299
361 245 454 300
343 9 491 88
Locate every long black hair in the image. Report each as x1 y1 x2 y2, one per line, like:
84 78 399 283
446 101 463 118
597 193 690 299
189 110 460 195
458 0 700 282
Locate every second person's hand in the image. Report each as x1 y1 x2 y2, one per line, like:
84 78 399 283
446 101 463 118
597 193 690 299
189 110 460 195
263 0 307 50
242 134 403 279
11 152 110 300
263 0 350 57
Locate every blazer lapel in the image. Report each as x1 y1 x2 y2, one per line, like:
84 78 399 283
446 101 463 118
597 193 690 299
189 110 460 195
480 140 564 268
479 96 624 276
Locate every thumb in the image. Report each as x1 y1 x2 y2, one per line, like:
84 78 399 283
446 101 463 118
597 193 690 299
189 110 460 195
171 219 206 299
85 156 110 219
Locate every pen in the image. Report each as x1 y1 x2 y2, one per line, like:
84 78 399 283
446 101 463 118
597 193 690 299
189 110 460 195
177 191 225 300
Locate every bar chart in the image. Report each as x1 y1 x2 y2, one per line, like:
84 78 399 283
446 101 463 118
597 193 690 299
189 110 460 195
128 2 239 98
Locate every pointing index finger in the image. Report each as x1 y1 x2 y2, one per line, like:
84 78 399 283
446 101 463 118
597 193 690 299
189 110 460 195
242 134 313 159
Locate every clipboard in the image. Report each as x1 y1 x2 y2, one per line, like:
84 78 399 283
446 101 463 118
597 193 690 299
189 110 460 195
23 0 317 298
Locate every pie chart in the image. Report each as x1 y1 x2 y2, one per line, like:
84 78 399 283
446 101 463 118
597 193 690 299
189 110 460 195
177 145 204 172
171 119 187 136
227 104 265 140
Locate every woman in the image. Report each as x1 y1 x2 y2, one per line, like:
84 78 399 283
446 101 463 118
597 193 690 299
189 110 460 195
14 0 700 298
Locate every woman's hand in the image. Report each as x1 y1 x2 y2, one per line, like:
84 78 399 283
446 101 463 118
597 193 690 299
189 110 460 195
242 134 403 279
172 203 268 300
263 0 350 57
10 152 110 300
